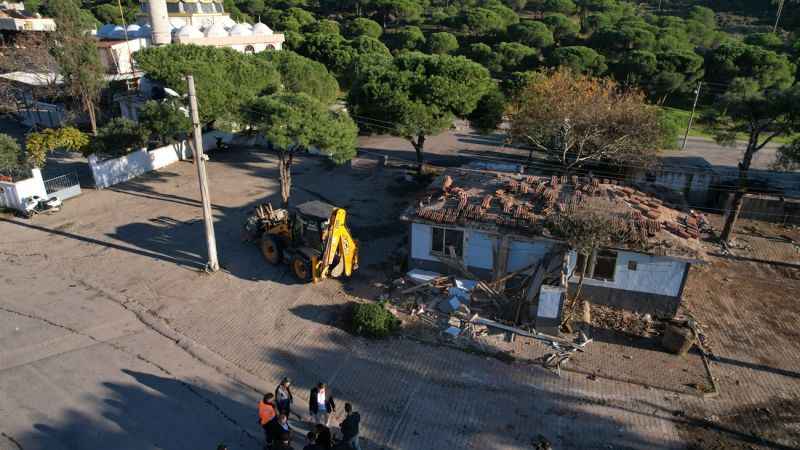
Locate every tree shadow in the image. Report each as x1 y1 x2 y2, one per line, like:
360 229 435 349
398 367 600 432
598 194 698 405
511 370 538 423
18 370 266 450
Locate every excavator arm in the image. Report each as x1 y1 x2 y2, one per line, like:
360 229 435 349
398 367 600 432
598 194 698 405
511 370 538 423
315 208 358 281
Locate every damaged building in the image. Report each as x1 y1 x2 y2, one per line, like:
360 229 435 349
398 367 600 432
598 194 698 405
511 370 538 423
401 170 705 327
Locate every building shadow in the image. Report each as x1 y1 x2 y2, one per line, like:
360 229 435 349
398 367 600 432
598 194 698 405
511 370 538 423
254 332 684 450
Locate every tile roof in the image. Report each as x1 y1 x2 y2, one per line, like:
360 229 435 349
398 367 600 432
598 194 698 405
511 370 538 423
401 169 705 259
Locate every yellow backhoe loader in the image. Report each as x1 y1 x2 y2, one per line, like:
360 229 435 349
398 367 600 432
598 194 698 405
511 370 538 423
243 200 359 282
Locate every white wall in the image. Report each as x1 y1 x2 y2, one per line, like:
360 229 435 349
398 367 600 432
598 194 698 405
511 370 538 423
89 131 234 189
0 168 48 211
464 230 493 270
411 222 436 262
507 239 554 272
411 222 552 272
567 250 687 297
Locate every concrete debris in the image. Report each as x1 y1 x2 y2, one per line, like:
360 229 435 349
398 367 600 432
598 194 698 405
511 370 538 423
443 326 461 338
406 269 444 285
438 296 462 314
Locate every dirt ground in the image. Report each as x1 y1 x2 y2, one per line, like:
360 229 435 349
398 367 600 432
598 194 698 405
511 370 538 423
3 141 800 449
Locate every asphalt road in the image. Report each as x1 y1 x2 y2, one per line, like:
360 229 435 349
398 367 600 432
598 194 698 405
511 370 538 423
0 268 263 450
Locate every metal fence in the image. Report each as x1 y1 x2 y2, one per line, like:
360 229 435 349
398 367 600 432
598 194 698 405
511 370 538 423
44 172 81 200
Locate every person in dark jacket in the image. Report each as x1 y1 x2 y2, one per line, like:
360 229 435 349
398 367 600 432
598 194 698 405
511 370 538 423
309 382 336 426
339 403 361 450
303 431 321 450
314 424 333 450
268 414 292 446
272 431 294 450
275 377 294 417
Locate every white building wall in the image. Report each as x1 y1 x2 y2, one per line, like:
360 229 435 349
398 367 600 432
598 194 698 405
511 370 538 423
464 230 493 270
410 222 436 262
507 239 554 272
0 168 48 211
567 250 687 297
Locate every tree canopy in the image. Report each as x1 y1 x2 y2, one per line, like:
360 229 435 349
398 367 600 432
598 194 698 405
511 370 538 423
348 52 493 163
508 68 664 171
134 45 282 125
258 50 340 105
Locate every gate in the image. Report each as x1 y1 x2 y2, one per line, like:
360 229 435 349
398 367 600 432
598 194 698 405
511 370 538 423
44 172 81 200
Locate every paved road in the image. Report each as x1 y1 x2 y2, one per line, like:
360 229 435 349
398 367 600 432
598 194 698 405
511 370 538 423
0 268 265 450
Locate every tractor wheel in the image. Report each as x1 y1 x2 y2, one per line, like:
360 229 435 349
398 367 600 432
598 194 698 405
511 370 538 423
260 235 282 265
291 256 312 282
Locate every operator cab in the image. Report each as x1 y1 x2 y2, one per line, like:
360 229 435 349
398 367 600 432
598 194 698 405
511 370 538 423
292 200 335 252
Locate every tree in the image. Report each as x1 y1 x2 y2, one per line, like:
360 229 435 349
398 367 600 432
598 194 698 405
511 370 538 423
461 8 507 35
427 32 459 54
542 13 580 43
259 50 340 104
299 33 361 77
304 19 341 35
371 0 423 27
241 93 357 206
351 36 391 57
705 42 796 92
686 5 715 29
0 133 24 177
507 20 554 48
138 100 191 145
49 0 106 134
548 46 606 75
89 117 149 157
709 80 800 243
540 0 576 14
465 43 503 73
348 52 493 166
277 7 316 32
590 24 656 54
495 42 538 72
392 25 426 50
25 127 88 167
135 45 281 125
346 17 383 38
468 88 506 134
507 68 663 171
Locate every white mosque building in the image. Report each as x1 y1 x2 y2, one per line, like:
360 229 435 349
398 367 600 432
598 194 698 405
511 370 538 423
96 0 284 54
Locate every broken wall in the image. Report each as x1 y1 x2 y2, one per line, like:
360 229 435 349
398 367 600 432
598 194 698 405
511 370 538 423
566 250 689 317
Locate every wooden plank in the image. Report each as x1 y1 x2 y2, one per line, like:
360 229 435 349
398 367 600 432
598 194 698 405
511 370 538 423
400 276 450 294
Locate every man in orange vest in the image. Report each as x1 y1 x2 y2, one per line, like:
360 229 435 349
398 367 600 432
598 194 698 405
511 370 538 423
258 393 278 448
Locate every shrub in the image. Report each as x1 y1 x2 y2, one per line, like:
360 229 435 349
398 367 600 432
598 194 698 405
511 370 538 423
0 133 23 176
351 301 400 338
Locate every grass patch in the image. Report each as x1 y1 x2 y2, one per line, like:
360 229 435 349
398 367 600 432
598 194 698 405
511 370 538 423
661 107 797 145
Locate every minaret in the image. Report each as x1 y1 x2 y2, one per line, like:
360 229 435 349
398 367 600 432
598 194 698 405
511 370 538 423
147 0 171 45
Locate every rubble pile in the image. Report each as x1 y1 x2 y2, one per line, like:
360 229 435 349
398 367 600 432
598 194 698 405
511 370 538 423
590 304 661 338
386 268 591 374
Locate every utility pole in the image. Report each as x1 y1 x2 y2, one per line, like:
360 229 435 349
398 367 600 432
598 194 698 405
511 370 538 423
773 0 785 33
186 75 220 272
682 81 702 150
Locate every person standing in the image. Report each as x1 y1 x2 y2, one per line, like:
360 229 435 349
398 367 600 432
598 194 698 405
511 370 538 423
269 413 292 444
314 424 333 450
275 377 294 418
309 382 335 426
273 431 294 450
303 431 321 450
339 403 361 450
258 393 278 448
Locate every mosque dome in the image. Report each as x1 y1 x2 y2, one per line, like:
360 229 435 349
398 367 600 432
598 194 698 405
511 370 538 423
252 22 272 35
176 24 203 39
229 23 253 36
125 23 141 37
109 25 126 40
98 23 117 38
204 22 228 37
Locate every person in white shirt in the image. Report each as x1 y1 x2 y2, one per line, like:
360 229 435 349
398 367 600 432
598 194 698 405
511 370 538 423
308 382 336 426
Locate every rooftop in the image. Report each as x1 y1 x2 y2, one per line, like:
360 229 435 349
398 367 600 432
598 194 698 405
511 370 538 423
401 169 706 259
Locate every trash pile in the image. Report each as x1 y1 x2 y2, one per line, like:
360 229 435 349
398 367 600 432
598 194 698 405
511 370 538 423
390 268 592 374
